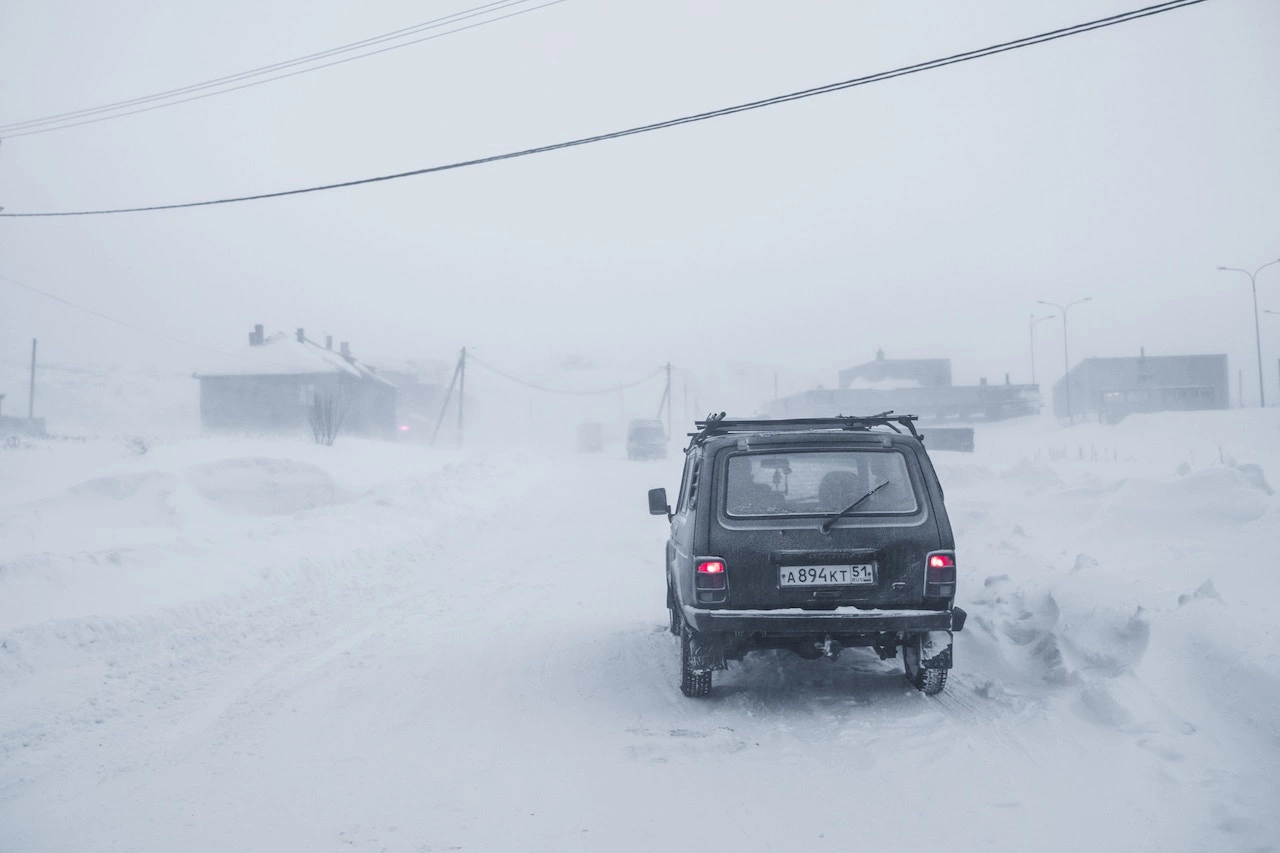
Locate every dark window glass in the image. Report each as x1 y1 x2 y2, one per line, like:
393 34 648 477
725 450 918 517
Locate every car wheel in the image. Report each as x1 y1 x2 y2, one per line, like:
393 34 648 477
902 640 947 695
680 623 712 698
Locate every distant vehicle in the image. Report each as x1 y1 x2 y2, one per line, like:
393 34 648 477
648 414 966 697
577 422 604 453
626 418 667 460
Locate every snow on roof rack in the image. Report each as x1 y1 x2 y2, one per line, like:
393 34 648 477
686 412 922 449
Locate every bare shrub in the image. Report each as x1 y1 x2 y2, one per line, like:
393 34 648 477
308 390 350 446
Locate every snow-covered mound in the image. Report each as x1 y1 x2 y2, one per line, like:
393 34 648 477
186 457 345 515
0 406 1276 852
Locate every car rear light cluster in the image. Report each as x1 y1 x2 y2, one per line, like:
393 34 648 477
926 552 956 598
695 559 728 603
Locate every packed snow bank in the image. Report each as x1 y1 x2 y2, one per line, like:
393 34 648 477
0 437 466 630
0 408 1277 852
185 457 345 514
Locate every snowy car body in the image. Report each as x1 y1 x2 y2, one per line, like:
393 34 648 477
648 416 965 696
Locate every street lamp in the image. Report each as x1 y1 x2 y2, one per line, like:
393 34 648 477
1037 297 1092 424
1029 313 1054 385
1217 259 1280 408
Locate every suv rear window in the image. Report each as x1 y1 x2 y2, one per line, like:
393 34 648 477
725 450 918 517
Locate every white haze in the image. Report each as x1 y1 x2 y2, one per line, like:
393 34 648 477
2 0 1279 406
3 5 1280 851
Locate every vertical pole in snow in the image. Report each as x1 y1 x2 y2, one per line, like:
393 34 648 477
665 362 672 439
1061 311 1072 425
457 347 466 446
429 353 463 447
28 338 37 420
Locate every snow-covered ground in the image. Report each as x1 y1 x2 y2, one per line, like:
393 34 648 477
2 409 1277 852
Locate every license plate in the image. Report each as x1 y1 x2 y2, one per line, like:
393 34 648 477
778 564 876 587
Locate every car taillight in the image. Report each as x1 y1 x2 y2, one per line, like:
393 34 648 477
925 552 955 597
695 558 728 601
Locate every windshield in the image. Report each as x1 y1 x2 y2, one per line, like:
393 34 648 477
724 450 919 517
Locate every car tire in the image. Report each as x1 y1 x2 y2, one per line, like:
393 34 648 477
680 623 712 698
902 641 947 695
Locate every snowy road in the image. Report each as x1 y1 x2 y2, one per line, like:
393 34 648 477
2 420 1278 852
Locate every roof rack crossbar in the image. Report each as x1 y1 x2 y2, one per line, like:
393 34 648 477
686 412 922 449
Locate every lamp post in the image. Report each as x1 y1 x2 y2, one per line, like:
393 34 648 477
1217 259 1280 408
1029 313 1054 385
1036 297 1092 424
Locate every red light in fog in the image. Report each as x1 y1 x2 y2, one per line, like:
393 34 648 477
697 560 725 574
928 554 954 569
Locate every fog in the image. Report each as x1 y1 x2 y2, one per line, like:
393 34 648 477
5 5 1280 850
3 0 1279 419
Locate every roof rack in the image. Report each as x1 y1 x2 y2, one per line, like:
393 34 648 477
687 412 922 449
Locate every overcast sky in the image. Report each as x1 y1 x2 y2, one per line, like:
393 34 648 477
2 0 1278 400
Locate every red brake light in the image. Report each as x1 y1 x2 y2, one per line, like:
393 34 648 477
697 560 725 574
926 552 956 595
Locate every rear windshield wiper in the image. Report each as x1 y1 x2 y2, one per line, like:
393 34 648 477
820 479 889 533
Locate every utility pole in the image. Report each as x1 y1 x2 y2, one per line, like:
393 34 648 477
665 362 672 438
1037 297 1092 424
654 368 671 434
28 338 37 420
429 350 464 446
457 346 466 445
1218 260 1280 407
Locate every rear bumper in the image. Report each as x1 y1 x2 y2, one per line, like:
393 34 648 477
682 604 965 636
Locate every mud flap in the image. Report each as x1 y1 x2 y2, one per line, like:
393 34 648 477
688 632 728 672
918 631 953 670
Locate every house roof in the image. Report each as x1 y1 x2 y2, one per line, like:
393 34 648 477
195 332 395 386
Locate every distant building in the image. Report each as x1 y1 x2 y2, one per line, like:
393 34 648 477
1052 351 1228 423
839 350 951 389
767 351 1038 422
377 367 445 436
195 326 396 437
0 391 47 437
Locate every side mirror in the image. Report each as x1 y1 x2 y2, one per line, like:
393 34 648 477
648 488 671 518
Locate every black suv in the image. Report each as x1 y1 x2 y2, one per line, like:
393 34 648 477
648 414 966 697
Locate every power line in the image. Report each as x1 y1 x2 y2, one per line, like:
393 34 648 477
0 0 533 131
0 0 567 138
0 273 305 370
0 0 1210 218
468 353 663 395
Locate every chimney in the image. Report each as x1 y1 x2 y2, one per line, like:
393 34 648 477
1005 372 1010 385
249 324 264 346
296 328 306 343
326 335 333 350
875 348 886 361
980 377 988 386
340 342 351 360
